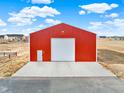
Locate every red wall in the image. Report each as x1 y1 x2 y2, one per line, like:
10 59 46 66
30 23 96 62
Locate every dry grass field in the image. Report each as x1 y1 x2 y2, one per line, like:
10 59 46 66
97 39 124 79
0 42 29 77
0 39 124 79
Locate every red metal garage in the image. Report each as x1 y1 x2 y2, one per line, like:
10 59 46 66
30 23 96 62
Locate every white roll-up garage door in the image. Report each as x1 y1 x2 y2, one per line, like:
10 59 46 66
51 38 75 62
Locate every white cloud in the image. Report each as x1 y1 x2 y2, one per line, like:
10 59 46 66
105 13 119 18
32 0 54 4
105 19 124 29
21 24 46 35
38 23 45 28
110 3 118 8
79 3 118 14
1 28 7 32
45 18 61 25
8 6 60 26
0 19 7 27
88 18 124 36
8 17 33 26
79 10 86 15
89 22 103 29
0 28 7 35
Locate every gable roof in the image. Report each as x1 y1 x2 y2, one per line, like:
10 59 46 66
30 23 96 35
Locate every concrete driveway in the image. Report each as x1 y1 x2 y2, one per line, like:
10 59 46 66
13 62 115 77
0 77 124 93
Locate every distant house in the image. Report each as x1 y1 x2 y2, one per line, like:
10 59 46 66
110 36 124 40
4 35 9 40
99 36 124 40
99 36 107 38
0 35 4 39
6 34 24 41
0 34 24 41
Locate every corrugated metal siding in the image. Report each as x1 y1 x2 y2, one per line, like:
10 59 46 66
30 23 96 62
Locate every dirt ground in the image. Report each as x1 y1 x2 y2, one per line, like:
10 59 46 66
97 39 124 53
0 39 124 79
97 39 124 79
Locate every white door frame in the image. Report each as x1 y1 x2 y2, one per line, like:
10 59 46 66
51 38 75 62
37 50 43 62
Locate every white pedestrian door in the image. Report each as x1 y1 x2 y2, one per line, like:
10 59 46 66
37 50 42 62
51 38 75 62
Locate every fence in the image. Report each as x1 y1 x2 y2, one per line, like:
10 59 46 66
0 51 17 59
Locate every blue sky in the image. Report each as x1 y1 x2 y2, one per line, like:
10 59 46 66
0 0 124 36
